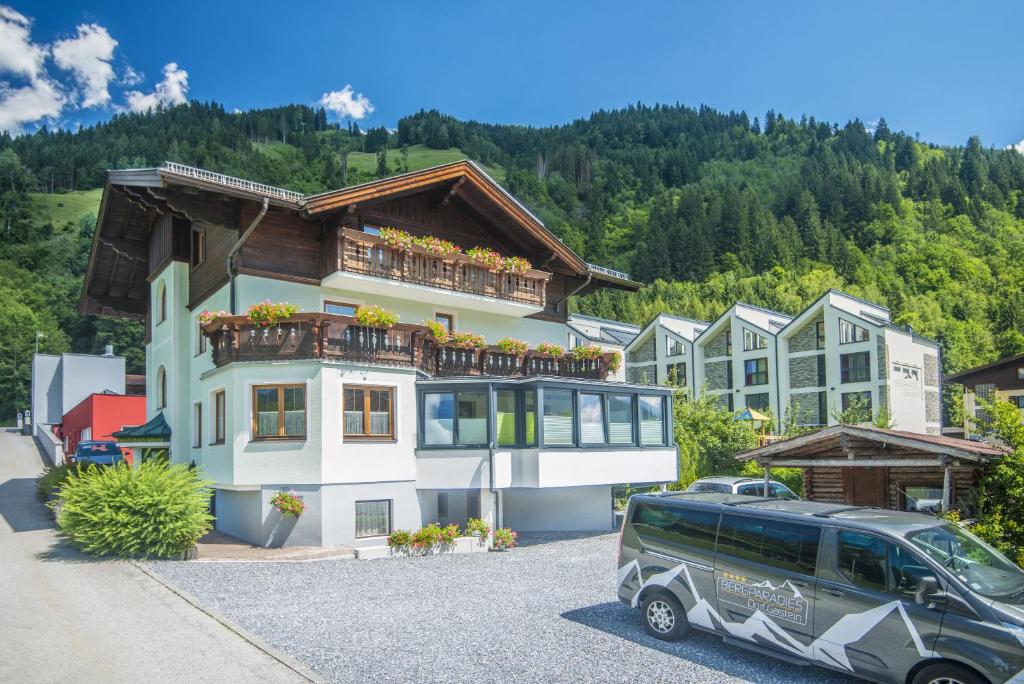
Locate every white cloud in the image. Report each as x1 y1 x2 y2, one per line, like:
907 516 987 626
121 65 143 86
0 77 65 131
125 62 188 112
1009 139 1024 155
52 23 118 108
0 5 46 80
319 85 374 120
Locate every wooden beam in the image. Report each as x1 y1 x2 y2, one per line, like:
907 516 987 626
439 177 466 207
98 235 148 262
104 252 121 295
761 458 945 468
120 185 168 214
146 188 236 226
82 293 147 317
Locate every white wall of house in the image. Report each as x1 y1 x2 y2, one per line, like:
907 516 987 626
148 262 192 462
30 352 126 436
625 315 706 390
502 485 614 532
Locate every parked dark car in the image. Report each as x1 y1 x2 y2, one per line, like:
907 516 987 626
70 440 124 467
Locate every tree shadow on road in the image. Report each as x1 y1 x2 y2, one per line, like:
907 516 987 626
561 601 859 683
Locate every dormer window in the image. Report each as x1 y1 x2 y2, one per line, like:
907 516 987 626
839 319 870 344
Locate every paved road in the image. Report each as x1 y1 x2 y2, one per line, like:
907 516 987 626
0 429 309 684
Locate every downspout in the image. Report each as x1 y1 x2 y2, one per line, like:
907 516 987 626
226 197 269 314
554 272 592 314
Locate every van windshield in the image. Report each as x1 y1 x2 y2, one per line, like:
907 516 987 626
907 523 1024 601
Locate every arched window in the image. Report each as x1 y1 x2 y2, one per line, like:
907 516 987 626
158 283 167 324
158 366 167 409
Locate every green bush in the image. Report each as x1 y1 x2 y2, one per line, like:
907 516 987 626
56 460 213 558
37 463 78 500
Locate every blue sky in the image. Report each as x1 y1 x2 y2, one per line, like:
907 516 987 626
9 1 1024 147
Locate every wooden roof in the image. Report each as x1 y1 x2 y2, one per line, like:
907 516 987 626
736 424 1008 468
303 160 590 276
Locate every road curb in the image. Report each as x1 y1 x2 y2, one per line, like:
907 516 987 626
130 560 327 684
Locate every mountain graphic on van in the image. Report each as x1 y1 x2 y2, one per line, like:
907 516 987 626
750 578 804 599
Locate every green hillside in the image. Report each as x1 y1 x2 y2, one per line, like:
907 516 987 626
29 189 102 230
345 144 506 182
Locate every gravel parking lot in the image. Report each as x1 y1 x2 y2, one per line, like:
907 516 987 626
151 533 861 683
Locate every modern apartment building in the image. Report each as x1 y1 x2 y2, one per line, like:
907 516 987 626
693 303 793 417
79 161 677 549
624 314 708 390
626 291 941 434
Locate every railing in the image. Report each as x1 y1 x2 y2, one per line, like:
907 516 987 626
161 161 304 203
586 262 632 281
336 229 551 307
204 314 615 381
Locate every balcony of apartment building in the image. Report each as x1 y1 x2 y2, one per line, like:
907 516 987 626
201 313 620 382
320 228 553 317
413 379 678 491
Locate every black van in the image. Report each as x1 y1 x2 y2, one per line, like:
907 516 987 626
617 492 1024 684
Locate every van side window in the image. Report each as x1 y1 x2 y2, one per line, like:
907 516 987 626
718 515 821 575
838 531 887 591
632 503 719 551
889 544 930 598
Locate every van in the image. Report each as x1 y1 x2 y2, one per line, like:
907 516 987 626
617 492 1024 684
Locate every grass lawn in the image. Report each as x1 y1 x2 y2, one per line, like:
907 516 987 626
29 189 103 230
346 144 505 181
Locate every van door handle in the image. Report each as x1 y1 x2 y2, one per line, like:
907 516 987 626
788 579 808 588
821 587 845 597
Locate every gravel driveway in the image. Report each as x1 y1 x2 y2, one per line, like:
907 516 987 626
151 533 861 683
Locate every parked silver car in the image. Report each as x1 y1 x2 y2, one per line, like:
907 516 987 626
686 476 798 500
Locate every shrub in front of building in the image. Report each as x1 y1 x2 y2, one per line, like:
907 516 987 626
56 461 213 558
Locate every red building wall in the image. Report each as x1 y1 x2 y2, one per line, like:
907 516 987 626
62 393 147 464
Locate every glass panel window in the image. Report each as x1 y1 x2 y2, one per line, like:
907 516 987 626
423 393 455 446
496 390 518 447
456 392 487 445
214 390 225 444
744 357 768 386
524 390 537 447
579 393 606 445
816 354 827 386
839 318 870 344
325 301 357 316
639 396 665 445
253 384 306 439
669 362 687 386
355 500 391 538
666 336 680 356
191 227 205 268
344 386 394 439
838 531 887 591
746 393 770 411
815 320 825 350
543 389 574 446
840 352 871 383
608 394 634 444
435 313 454 332
903 485 944 512
743 328 768 351
631 503 720 551
193 403 202 448
841 391 873 414
718 515 820 575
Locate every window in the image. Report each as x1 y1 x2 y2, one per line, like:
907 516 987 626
743 328 768 351
579 393 606 445
1011 396 1024 410
158 284 167 324
213 390 225 444
343 386 394 439
325 301 357 316
608 394 634 444
496 390 518 447
669 362 687 386
817 391 828 426
252 384 306 439
524 390 537 447
639 396 665 445
422 391 487 446
744 357 768 386
423 393 454 445
725 331 732 355
726 359 734 389
81 427 92 442
816 355 826 386
196 321 207 355
1018 368 1024 382
157 366 167 409
543 389 574 446
190 225 206 268
568 333 580 350
839 318 870 344
717 515 821 575
736 482 797 500
437 492 449 518
719 393 734 411
193 402 202 448
838 531 887 591
435 313 454 332
815 320 825 350
361 224 382 236
631 503 720 551
840 352 871 383
355 500 391 538
666 336 680 356
745 393 770 411
841 391 872 413
903 485 944 512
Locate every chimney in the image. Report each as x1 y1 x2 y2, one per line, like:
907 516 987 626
103 344 114 357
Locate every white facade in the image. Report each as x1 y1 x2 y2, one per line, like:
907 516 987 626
624 314 708 391
30 351 126 437
150 271 675 550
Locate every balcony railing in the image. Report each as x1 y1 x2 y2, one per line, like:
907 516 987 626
204 314 616 381
334 229 551 307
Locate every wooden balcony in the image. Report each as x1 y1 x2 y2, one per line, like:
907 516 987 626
328 228 551 308
204 314 616 381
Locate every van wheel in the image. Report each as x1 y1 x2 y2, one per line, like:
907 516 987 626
640 592 689 641
911 663 986 684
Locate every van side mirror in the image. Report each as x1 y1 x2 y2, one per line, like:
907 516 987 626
915 576 945 607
